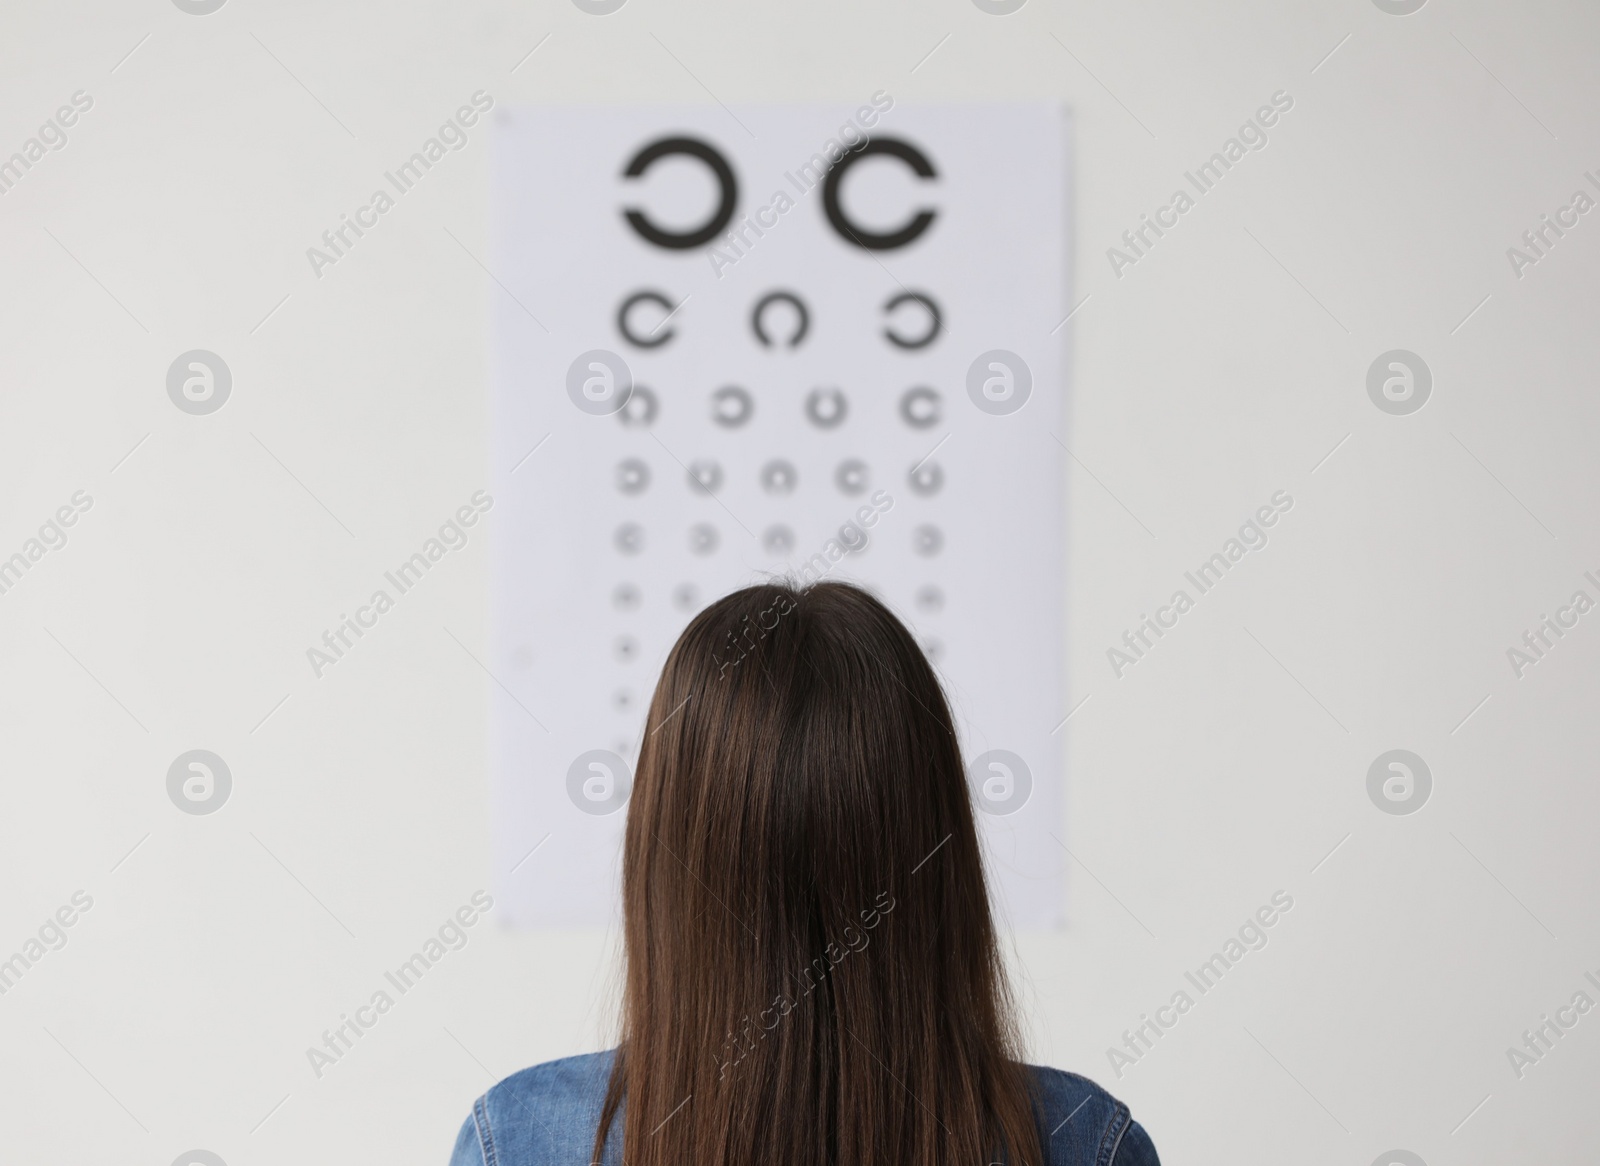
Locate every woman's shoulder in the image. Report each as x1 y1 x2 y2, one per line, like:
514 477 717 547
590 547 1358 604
448 1051 1156 1166
448 1049 620 1166
1023 1063 1160 1166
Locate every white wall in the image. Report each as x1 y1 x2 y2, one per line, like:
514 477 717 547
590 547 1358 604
1 0 1597 1163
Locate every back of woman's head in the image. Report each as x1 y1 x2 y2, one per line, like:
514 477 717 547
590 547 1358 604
595 580 1041 1166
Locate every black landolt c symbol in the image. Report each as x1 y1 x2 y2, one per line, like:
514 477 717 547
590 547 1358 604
822 138 938 251
621 137 738 249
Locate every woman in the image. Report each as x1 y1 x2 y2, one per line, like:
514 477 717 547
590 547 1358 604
450 581 1159 1166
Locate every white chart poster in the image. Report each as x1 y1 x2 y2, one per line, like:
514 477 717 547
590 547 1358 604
488 102 1071 927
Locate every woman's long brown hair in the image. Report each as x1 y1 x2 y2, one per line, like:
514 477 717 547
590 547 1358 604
591 580 1042 1166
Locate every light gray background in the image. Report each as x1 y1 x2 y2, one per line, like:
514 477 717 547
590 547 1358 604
1 1 1596 1164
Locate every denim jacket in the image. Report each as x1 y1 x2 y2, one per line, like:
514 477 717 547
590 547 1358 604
449 1049 1158 1166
